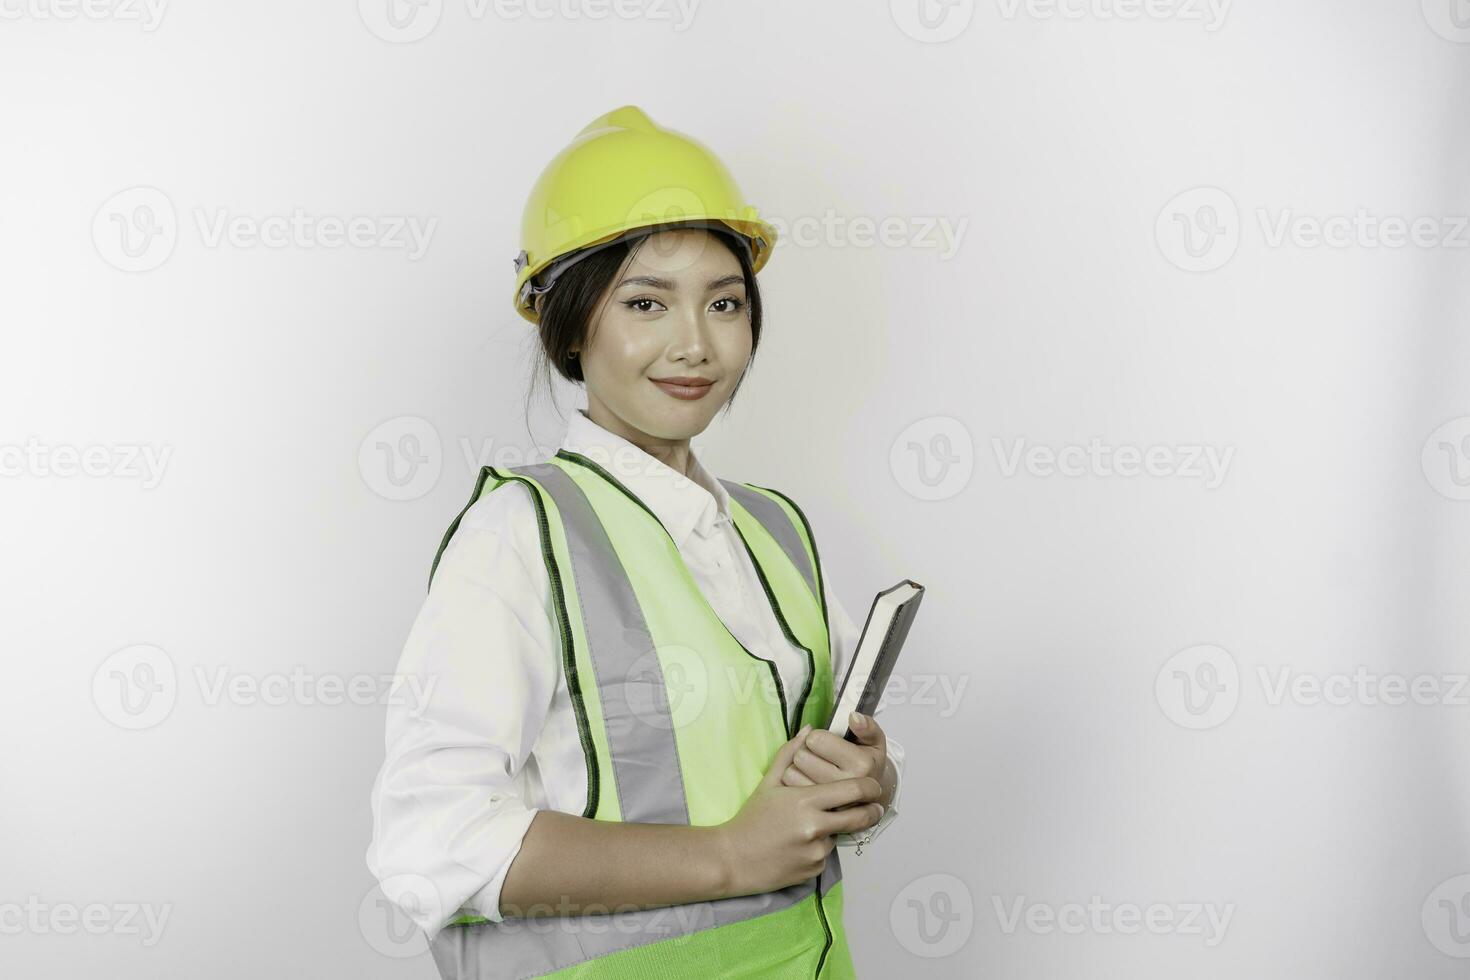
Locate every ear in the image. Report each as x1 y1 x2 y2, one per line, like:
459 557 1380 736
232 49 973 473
533 293 545 316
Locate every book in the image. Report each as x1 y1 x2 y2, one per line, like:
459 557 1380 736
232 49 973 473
826 579 926 741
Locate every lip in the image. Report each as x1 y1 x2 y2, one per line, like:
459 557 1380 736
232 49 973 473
650 377 715 401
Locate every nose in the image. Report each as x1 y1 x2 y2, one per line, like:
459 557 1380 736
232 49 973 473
667 301 713 363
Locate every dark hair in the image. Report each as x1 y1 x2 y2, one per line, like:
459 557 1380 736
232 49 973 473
525 225 764 422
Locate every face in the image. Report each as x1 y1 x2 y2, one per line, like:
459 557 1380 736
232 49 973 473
575 226 753 448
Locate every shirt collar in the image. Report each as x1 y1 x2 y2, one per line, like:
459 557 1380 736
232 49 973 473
559 407 733 548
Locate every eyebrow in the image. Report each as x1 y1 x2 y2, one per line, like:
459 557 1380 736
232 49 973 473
616 274 745 292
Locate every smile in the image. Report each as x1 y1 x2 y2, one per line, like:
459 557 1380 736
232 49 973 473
650 377 715 401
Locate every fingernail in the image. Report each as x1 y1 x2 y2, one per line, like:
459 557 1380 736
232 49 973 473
798 723 811 737
850 711 865 728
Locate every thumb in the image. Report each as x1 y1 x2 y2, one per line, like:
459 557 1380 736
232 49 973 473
763 724 811 786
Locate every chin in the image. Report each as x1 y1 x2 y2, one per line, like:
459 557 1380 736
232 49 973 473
638 399 720 439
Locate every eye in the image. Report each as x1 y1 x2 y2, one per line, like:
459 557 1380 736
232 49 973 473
622 296 666 314
710 295 745 315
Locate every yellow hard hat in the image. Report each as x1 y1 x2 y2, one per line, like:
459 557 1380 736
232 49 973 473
512 105 778 324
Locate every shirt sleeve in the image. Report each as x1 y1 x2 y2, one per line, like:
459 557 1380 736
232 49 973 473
365 482 555 940
821 557 905 848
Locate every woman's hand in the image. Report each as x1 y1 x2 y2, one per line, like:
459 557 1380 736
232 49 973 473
714 724 885 897
781 712 897 809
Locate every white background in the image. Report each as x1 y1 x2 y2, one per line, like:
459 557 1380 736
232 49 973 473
3 1 1469 976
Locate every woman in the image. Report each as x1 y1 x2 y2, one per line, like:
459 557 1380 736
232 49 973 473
367 105 905 979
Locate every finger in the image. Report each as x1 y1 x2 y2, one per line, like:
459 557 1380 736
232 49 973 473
809 775 883 811
847 711 887 749
803 729 874 773
819 802 885 836
792 746 846 784
763 724 812 787
781 765 814 787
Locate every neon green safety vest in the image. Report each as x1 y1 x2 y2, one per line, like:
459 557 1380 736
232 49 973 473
426 449 854 980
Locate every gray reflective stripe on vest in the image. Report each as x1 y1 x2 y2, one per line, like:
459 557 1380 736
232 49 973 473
429 852 843 980
719 480 817 599
515 461 689 826
425 462 843 979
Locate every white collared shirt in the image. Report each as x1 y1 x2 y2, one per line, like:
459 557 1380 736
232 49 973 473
366 408 904 939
